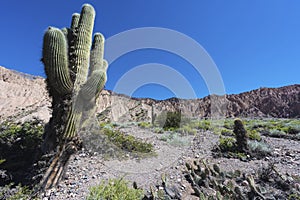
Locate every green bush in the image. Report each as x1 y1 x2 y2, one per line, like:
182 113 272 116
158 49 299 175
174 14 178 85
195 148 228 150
102 128 153 154
155 111 182 130
0 183 37 200
248 129 261 141
223 120 234 129
286 125 300 135
193 120 211 130
163 111 181 129
87 178 144 200
220 128 233 136
219 137 236 151
0 120 44 186
137 121 151 129
0 120 44 147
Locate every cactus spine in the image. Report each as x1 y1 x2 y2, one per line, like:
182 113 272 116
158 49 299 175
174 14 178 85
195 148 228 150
40 4 107 189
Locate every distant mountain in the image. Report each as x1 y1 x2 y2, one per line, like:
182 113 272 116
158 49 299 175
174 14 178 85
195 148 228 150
0 66 299 123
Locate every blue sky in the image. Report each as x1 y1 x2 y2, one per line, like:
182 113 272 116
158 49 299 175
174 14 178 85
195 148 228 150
0 1 299 100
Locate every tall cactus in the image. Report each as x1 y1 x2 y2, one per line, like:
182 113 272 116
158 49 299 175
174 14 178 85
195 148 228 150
40 4 107 189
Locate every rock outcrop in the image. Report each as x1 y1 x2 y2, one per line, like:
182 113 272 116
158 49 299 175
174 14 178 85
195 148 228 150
0 66 50 122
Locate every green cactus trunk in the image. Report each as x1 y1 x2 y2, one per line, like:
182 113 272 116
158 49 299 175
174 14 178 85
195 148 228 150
40 4 108 189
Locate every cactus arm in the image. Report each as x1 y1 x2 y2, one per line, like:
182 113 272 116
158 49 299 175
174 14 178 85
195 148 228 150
73 4 95 93
71 13 80 30
89 33 105 75
88 33 107 97
61 28 68 38
96 60 108 96
80 69 106 100
43 27 73 95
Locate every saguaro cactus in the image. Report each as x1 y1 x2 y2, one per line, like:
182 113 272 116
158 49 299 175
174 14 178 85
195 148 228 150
40 4 107 189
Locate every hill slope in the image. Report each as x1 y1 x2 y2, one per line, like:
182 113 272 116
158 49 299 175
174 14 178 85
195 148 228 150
0 66 299 123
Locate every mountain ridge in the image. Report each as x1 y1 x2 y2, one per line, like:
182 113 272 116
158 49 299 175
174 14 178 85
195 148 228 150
0 66 299 123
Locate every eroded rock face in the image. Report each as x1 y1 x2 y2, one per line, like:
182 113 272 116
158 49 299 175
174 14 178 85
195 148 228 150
0 66 50 123
0 66 299 123
225 86 300 118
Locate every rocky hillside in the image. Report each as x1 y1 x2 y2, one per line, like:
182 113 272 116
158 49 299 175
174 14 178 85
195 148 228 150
0 66 299 123
0 66 50 123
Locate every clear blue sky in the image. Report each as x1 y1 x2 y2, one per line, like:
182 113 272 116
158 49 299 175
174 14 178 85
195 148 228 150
0 0 299 100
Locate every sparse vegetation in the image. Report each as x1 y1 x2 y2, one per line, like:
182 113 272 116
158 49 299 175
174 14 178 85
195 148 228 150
213 118 273 160
155 111 190 130
87 178 144 200
248 129 261 141
177 125 197 135
190 119 211 131
245 118 300 136
160 132 190 147
0 183 36 200
153 127 164 134
138 121 152 128
156 111 181 130
186 118 300 140
247 140 272 156
0 120 44 186
1 112 299 199
102 126 154 154
0 1 299 199
220 128 233 136
218 136 236 151
0 120 44 147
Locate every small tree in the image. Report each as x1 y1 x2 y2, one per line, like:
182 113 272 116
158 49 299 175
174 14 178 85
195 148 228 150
164 111 182 129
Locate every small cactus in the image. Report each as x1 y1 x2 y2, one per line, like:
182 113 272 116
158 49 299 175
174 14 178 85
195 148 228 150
145 174 181 199
233 118 248 153
184 159 268 199
184 159 248 199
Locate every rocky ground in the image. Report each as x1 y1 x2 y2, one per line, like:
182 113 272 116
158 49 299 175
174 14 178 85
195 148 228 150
1 66 299 199
39 124 300 199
